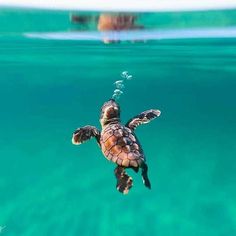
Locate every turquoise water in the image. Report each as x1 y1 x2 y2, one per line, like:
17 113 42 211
0 8 236 236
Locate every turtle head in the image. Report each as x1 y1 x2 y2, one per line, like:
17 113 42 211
100 99 120 127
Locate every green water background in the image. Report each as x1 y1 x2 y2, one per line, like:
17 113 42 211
0 8 236 236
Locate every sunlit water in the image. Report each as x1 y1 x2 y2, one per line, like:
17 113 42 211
0 8 236 236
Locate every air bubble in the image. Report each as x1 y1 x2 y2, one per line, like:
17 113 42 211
114 89 123 96
112 94 120 100
114 80 123 86
114 80 125 89
121 71 129 78
121 71 133 80
117 84 125 89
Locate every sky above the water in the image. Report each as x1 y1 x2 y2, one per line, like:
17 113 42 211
1 0 236 12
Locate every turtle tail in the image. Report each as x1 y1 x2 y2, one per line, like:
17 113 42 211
114 166 133 194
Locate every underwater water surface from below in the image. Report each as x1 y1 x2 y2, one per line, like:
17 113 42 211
0 8 236 236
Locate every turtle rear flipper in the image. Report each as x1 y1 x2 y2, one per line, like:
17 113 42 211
114 166 133 194
141 163 151 189
72 125 100 145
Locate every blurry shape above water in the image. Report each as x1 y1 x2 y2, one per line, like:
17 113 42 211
71 13 143 43
97 14 143 31
1 7 236 41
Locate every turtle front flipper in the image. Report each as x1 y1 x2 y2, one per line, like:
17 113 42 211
114 166 133 194
72 125 100 145
125 109 161 131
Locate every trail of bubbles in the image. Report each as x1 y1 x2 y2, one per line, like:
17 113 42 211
112 71 133 101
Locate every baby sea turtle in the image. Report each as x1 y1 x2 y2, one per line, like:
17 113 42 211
72 99 161 194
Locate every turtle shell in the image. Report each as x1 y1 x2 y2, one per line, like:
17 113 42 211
100 123 144 168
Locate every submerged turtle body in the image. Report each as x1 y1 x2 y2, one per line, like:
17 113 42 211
100 123 143 168
72 99 161 194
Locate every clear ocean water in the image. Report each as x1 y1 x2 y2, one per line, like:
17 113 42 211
0 8 236 236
